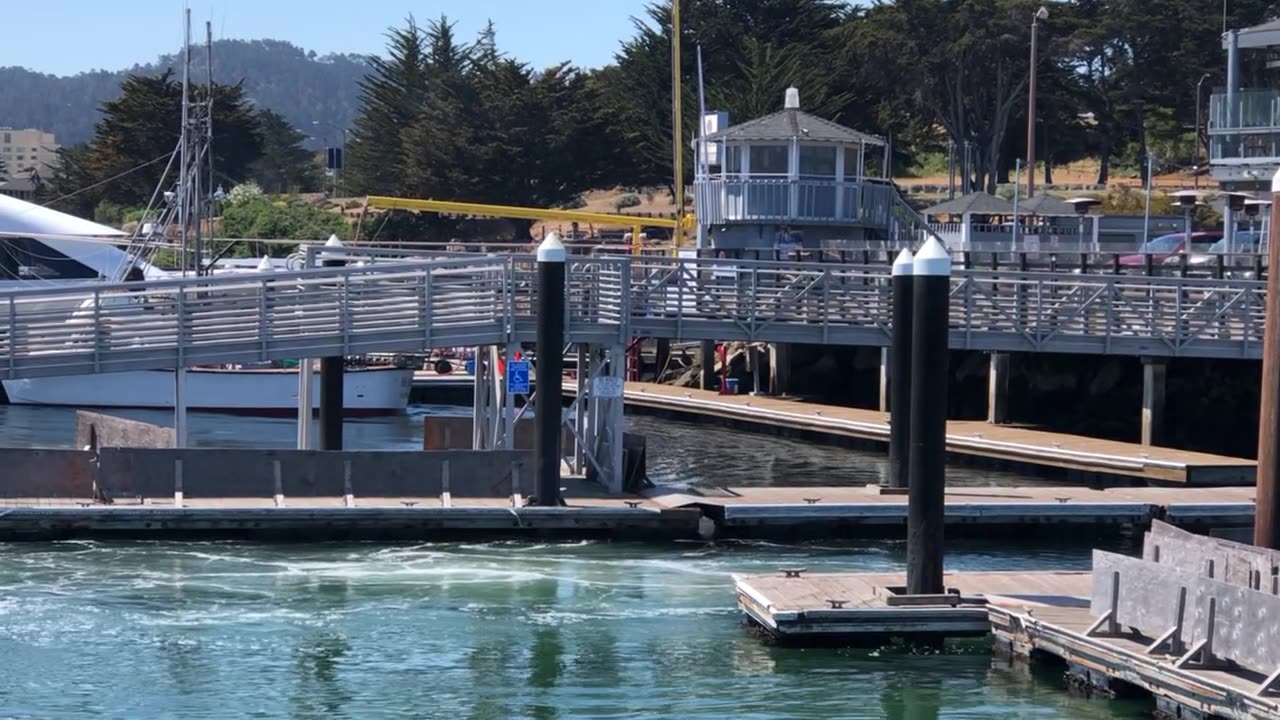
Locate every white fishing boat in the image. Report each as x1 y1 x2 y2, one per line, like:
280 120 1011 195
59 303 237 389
2 366 413 416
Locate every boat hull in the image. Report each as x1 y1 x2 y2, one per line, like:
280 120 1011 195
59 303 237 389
1 368 414 416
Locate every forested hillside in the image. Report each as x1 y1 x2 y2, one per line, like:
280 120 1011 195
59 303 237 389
0 40 367 146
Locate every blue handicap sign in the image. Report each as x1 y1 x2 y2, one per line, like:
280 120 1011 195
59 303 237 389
507 360 530 394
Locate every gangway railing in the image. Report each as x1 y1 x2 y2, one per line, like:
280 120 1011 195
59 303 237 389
0 254 1270 380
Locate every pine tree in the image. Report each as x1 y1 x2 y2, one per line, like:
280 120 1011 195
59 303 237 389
249 109 321 194
41 70 262 215
345 18 429 194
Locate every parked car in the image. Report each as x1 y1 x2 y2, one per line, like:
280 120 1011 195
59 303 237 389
1118 232 1222 266
1183 230 1264 274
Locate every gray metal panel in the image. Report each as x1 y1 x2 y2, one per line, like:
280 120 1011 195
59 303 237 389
1144 520 1279 590
94 448 534 500
1092 550 1280 675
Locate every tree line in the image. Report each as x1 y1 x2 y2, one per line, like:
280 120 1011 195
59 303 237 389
36 0 1279 237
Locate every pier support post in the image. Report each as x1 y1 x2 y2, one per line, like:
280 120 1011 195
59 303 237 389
700 340 717 391
533 233 566 506
173 368 188 448
655 338 671 382
296 359 313 449
907 238 951 596
987 352 1011 425
1141 357 1167 448
1255 172 1280 549
879 347 889 413
318 236 346 451
889 249 915 489
769 343 791 396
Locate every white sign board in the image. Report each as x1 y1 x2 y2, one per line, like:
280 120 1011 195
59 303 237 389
592 376 624 398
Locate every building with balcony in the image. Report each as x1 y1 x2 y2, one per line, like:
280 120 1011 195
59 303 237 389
693 88 916 249
1208 20 1280 188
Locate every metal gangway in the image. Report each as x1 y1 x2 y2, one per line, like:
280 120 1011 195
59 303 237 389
0 252 1269 382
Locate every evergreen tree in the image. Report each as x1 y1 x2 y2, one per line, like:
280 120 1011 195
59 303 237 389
42 70 261 214
249 109 321 193
345 18 430 194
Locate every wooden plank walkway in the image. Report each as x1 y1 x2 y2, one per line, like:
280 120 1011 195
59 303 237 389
736 570 1092 641
649 484 1257 529
616 383 1255 486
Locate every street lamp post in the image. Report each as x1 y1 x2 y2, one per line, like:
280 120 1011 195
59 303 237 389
1194 73 1211 189
1026 6 1049 199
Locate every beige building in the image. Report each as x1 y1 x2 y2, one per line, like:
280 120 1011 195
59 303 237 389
0 128 58 178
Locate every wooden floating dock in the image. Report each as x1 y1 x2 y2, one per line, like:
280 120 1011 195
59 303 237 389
736 570 1092 641
648 484 1257 533
0 498 703 541
734 521 1280 720
615 383 1255 486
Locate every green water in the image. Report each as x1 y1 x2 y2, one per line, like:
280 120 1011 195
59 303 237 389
0 539 1150 719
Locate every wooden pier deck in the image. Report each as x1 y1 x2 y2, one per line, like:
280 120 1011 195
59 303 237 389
613 383 1255 486
648 484 1257 532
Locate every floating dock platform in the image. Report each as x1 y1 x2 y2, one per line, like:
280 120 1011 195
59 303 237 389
648 484 1257 535
736 570 1092 641
734 521 1280 720
613 383 1255 486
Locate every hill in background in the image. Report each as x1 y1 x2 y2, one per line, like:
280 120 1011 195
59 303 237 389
0 39 368 147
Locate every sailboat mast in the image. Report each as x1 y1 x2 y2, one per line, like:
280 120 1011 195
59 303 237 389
206 20 215 275
179 9 191 277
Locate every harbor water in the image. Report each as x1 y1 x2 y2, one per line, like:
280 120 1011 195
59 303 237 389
0 404 1132 718
0 539 1148 719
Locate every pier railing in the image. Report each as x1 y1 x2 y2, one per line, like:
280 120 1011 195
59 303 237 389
0 254 1270 380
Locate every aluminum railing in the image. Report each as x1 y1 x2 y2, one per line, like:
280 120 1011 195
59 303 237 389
0 254 1270 380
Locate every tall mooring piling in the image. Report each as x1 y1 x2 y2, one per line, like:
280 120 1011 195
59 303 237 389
1256 172 1280 550
889 248 914 490
319 235 346 451
906 238 952 595
534 233 567 506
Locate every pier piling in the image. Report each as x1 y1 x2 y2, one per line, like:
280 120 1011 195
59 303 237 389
1256 172 1280 549
319 236 346 451
889 249 914 489
907 238 951 595
534 233 566 506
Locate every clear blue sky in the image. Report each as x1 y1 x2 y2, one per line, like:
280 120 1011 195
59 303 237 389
1 0 651 76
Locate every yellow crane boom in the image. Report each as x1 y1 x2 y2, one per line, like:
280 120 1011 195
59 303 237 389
364 196 683 254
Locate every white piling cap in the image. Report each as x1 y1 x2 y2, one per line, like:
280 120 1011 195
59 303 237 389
324 234 343 247
892 248 915 276
784 87 800 110
537 232 566 262
256 255 273 272
912 237 952 276
1271 167 1280 193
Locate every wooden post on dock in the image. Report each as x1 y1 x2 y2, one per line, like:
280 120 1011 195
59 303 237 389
700 340 717 391
907 238 951 594
319 235 346 451
889 249 914 489
1256 173 1280 549
533 233 566 506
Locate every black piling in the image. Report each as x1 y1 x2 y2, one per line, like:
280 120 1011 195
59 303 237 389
319 236 345 451
889 249 915 490
906 238 952 595
534 233 567 506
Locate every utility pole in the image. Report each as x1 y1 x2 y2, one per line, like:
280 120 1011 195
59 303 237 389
671 0 685 231
1026 6 1049 199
